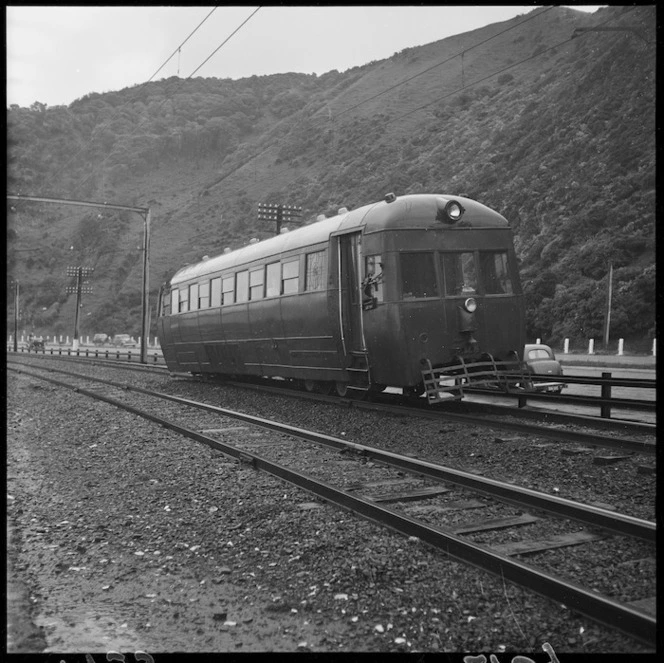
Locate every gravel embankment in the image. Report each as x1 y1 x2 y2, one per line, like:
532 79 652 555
6 365 656 654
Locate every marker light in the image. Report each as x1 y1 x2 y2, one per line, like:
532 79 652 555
464 298 477 313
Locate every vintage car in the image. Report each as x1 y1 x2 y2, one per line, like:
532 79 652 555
521 343 566 393
111 334 138 347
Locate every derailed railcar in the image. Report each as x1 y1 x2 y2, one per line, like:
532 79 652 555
157 193 526 401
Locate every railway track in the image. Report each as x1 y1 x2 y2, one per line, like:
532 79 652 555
7 360 657 646
8 353 656 446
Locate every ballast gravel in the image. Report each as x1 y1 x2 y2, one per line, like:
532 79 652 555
6 366 656 654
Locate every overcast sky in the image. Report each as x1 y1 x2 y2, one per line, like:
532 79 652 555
7 5 603 109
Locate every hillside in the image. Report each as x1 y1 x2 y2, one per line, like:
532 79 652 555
6 5 656 349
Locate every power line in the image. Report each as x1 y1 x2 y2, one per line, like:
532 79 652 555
205 6 649 204
187 6 262 78
18 6 222 198
198 6 558 198
334 6 555 119
78 6 262 188
146 6 219 83
384 5 644 127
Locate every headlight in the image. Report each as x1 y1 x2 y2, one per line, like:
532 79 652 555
436 198 466 223
445 200 464 221
464 297 477 313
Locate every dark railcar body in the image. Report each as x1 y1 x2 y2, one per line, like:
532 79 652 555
157 194 526 397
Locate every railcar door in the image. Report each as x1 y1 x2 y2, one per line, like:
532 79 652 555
337 232 365 357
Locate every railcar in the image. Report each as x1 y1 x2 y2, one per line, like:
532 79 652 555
157 193 526 401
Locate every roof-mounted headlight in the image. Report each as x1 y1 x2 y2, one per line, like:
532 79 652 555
436 198 465 223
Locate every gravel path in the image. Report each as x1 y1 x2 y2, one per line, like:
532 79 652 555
6 366 656 654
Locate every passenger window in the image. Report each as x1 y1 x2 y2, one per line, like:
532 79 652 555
441 252 477 296
210 278 221 307
250 267 264 300
199 281 210 308
305 250 326 291
480 251 513 295
363 254 383 306
282 260 299 295
189 283 199 311
236 270 249 303
170 289 179 315
400 253 438 299
221 276 234 305
266 262 280 297
179 288 189 313
161 290 171 316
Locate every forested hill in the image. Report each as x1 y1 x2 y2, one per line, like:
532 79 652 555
7 5 656 348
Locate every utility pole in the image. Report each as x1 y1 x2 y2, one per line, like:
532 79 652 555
66 266 93 350
257 203 302 235
13 280 19 352
604 261 613 349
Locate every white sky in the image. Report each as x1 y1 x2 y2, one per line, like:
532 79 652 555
6 5 603 108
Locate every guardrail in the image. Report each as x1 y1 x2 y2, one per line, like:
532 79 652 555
469 372 656 420
7 345 165 365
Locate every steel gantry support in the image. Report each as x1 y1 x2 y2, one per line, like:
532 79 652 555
7 194 152 363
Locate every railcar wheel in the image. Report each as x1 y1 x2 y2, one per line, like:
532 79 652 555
335 381 349 397
303 379 316 392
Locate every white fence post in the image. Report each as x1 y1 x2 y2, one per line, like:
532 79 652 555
563 338 569 354
653 339 657 357
617 339 624 356
588 339 594 355
536 337 541 344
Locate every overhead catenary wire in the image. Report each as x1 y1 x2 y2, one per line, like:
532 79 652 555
383 5 644 126
25 6 221 197
195 6 564 200
203 5 649 211
334 6 555 119
73 6 262 195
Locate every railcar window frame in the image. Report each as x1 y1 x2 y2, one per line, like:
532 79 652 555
178 287 189 313
479 250 514 295
399 251 439 300
170 289 179 315
236 270 249 303
305 250 326 292
440 251 479 296
266 262 280 298
198 280 210 309
364 254 384 304
189 283 199 311
282 259 300 295
210 277 221 307
221 275 234 305
249 266 265 300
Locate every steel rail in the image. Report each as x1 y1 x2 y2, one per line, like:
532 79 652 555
358 398 656 455
9 364 655 543
8 355 656 443
7 365 656 647
445 399 655 435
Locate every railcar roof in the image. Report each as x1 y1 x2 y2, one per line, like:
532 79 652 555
169 193 509 285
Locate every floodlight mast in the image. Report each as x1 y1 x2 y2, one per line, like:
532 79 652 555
7 194 152 363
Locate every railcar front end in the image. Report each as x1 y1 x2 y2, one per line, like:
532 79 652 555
358 194 526 401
